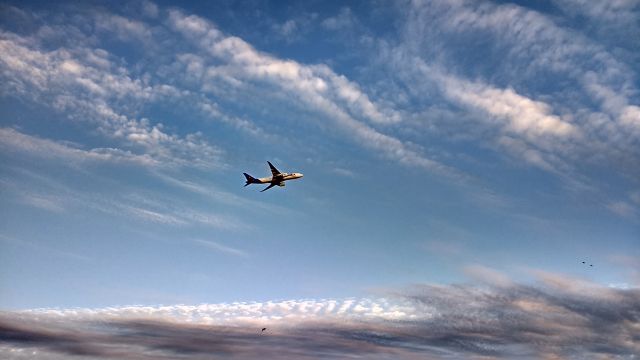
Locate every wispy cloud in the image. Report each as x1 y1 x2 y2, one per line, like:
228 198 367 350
83 192 247 231
551 0 640 38
439 75 577 138
0 22 223 170
0 128 158 166
606 201 638 219
193 239 249 258
463 264 513 287
1 0 638 189
154 172 292 215
270 12 320 43
1 272 638 359
321 7 356 31
361 0 640 217
1 166 248 231
0 3 466 181
403 0 640 145
331 167 357 178
389 49 582 175
166 9 458 178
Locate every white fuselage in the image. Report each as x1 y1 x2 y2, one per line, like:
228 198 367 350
257 173 304 184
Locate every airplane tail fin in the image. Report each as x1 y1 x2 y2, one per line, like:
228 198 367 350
243 173 258 186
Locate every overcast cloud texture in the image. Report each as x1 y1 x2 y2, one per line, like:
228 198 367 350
1 0 639 358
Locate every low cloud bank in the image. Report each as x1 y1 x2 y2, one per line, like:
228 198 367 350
1 274 638 359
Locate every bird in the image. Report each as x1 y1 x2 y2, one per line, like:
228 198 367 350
261 327 267 332
590 264 593 267
581 261 586 264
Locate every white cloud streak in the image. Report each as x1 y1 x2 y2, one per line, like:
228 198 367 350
0 127 157 166
0 4 458 180
371 0 640 197
439 76 577 138
0 25 223 170
1 164 247 231
193 239 249 258
166 10 456 177
606 201 638 219
409 0 639 131
155 172 292 215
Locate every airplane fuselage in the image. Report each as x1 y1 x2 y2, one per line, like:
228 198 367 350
256 173 304 184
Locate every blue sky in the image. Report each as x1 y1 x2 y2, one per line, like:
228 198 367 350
0 0 639 358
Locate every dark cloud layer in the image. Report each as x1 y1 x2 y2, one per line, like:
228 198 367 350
2 278 638 359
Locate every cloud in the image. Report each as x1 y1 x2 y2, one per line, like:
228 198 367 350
0 4 460 180
92 194 248 230
154 172 291 215
551 0 640 35
463 264 513 287
193 239 249 258
439 76 577 138
1 166 248 231
390 44 577 175
0 128 157 166
0 128 247 229
408 0 639 131
166 9 459 178
14 193 66 214
606 201 638 219
331 167 356 178
2 0 638 187
94 13 153 44
141 0 159 18
368 0 640 203
270 13 319 43
321 7 355 31
0 22 224 170
1 274 638 359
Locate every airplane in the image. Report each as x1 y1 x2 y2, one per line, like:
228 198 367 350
243 161 303 192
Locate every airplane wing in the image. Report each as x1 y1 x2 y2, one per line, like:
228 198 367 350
260 183 278 192
267 161 282 177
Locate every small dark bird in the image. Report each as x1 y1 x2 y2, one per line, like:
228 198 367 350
261 328 267 332
590 264 593 267
581 261 586 264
